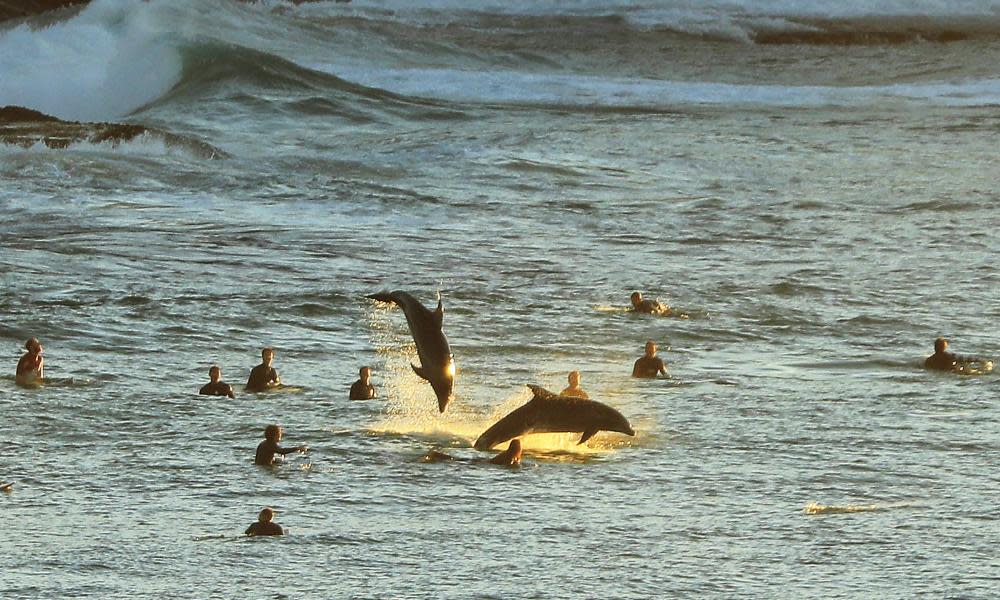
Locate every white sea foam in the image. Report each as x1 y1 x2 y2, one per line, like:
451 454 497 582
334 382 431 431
4 0 996 124
0 131 211 160
0 0 182 121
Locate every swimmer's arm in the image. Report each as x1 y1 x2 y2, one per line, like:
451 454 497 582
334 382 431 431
658 360 667 375
276 445 307 455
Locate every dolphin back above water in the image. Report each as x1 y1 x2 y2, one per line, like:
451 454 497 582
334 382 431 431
367 290 455 412
474 385 635 450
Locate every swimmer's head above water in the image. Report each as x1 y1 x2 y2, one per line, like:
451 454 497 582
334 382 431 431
209 365 222 382
261 347 274 366
25 337 42 354
508 438 522 461
489 438 523 466
934 337 948 354
630 291 643 309
264 424 282 442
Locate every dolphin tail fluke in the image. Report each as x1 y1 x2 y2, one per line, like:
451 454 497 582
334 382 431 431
433 298 444 327
411 363 429 381
578 429 599 445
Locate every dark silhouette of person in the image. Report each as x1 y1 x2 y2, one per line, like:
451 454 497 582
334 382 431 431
200 365 235 398
245 507 284 536
349 366 377 400
254 424 307 466
246 347 280 392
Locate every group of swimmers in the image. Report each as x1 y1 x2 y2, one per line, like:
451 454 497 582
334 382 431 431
191 293 676 406
193 347 378 403
11 291 989 535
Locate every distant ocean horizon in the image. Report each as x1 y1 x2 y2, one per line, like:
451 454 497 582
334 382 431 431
2 1 998 597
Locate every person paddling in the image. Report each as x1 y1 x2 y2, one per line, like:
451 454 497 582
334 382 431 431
254 424 307 466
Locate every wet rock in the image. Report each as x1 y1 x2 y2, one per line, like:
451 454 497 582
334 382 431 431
0 105 228 158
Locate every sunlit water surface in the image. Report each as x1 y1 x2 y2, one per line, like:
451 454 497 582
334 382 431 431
2 1 998 597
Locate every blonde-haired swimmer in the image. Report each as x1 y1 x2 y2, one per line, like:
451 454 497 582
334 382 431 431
560 370 589 399
632 340 667 378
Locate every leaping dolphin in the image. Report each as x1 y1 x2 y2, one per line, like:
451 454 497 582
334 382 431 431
367 290 455 412
474 385 635 450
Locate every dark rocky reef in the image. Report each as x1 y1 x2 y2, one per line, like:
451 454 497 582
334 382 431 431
1 105 228 158
0 0 87 24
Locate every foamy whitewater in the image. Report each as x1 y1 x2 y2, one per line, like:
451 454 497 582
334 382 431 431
2 1 998 598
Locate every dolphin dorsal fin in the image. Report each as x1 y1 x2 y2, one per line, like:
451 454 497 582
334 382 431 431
578 429 599 445
526 384 555 401
411 363 429 381
432 298 444 327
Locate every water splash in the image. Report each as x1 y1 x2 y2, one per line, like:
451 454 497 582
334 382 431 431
0 0 183 120
365 304 630 454
805 502 881 514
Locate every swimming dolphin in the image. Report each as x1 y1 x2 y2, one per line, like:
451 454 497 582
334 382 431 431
474 385 635 450
367 290 455 412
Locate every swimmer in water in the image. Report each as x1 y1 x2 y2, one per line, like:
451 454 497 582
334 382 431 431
924 337 993 373
632 339 667 378
199 365 235 398
245 507 284 536
488 439 523 466
15 337 44 386
629 291 670 315
245 347 280 392
560 370 589 399
254 424 307 466
420 439 523 467
349 366 377 400
924 338 957 371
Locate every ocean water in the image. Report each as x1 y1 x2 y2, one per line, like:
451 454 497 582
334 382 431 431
2 0 999 597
